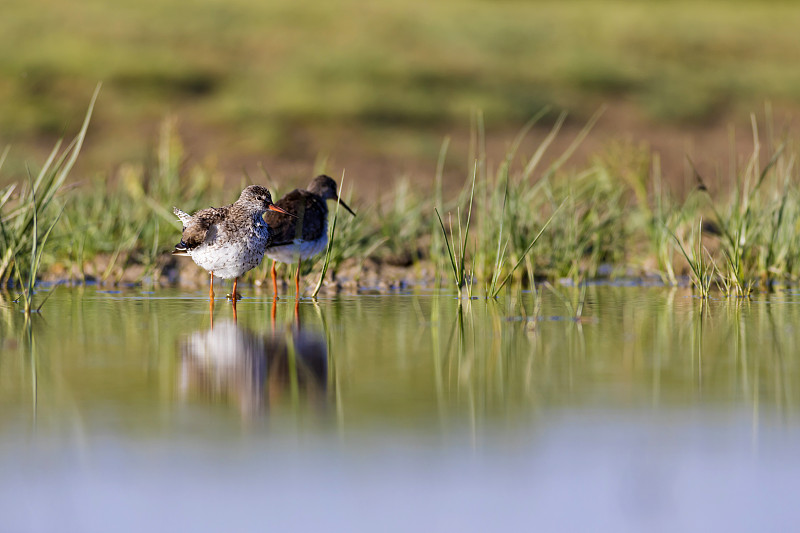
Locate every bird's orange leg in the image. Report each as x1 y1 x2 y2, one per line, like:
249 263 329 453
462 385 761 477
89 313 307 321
227 277 242 301
295 257 301 298
209 272 215 300
271 261 278 296
231 297 238 323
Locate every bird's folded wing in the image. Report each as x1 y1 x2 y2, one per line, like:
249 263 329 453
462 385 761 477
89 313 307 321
264 189 303 245
181 207 225 249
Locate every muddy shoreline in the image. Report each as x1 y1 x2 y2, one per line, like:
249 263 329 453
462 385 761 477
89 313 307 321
30 252 690 297
36 253 439 294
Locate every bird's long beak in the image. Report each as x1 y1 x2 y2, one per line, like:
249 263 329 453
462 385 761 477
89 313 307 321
335 196 356 217
269 204 298 218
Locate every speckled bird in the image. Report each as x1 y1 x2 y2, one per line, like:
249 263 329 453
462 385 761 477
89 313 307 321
172 185 294 300
263 175 356 296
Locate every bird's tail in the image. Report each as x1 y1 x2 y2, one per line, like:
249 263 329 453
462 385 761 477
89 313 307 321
173 207 192 225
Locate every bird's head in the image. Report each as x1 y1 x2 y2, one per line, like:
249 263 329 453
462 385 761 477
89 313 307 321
239 185 294 217
307 175 356 216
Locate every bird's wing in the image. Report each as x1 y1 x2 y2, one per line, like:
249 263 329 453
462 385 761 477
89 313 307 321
296 194 327 241
180 207 227 249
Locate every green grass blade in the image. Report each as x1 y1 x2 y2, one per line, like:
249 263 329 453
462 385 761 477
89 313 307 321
458 165 477 287
312 175 344 297
523 111 566 181
487 171 510 297
434 208 459 287
0 146 9 174
32 206 64 286
543 105 606 180
491 200 565 297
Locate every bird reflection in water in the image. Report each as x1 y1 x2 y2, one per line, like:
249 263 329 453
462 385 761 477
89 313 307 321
179 298 327 417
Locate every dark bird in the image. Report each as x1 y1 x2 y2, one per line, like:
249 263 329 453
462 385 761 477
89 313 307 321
263 175 356 296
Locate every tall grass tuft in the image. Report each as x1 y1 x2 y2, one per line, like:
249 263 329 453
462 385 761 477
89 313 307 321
1 84 100 309
11 184 63 315
670 217 714 298
487 202 563 299
688 113 794 295
435 166 477 298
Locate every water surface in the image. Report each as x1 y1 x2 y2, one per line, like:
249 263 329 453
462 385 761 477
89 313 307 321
1 286 799 532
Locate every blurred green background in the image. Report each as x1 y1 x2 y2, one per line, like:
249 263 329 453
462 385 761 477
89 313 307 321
2 0 800 192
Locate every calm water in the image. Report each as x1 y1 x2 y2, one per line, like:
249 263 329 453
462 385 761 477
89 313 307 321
2 285 800 532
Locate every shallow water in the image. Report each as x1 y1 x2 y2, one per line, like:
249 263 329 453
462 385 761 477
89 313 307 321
2 285 800 532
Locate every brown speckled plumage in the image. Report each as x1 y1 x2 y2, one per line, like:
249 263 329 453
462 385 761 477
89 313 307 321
172 185 293 299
